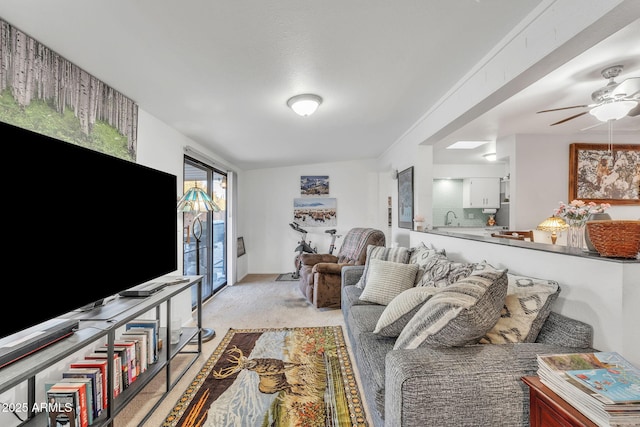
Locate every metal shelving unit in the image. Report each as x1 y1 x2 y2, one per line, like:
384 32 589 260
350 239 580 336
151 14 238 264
0 275 203 427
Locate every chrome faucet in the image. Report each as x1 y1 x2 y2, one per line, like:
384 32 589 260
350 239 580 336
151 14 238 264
445 210 458 226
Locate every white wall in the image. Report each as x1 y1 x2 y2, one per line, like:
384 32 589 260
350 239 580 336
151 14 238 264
511 134 640 231
242 159 382 274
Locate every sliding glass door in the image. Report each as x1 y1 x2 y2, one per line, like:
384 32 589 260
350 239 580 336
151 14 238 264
183 157 227 307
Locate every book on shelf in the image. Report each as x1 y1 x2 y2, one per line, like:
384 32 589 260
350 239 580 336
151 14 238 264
123 326 154 365
54 378 95 425
113 340 138 383
120 330 149 373
85 352 122 397
61 368 102 420
70 358 108 410
46 382 88 427
95 345 130 389
125 319 159 363
537 351 640 427
46 386 80 427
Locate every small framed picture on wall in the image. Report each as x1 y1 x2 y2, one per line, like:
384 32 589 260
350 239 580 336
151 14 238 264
398 167 414 229
237 237 246 257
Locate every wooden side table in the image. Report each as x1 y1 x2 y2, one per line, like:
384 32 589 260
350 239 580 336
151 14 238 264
522 376 598 427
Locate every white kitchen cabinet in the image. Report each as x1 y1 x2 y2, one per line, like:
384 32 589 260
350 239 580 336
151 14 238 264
463 178 500 208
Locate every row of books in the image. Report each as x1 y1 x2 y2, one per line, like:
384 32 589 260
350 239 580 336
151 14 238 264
537 351 640 427
46 319 160 427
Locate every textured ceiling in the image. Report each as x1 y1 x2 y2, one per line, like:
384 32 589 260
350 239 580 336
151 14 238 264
0 1 638 169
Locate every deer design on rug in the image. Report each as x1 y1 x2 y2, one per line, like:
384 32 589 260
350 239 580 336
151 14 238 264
212 345 305 395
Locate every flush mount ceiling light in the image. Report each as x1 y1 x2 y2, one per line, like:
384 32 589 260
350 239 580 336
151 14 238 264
589 100 638 121
483 153 497 161
446 140 491 149
287 93 323 117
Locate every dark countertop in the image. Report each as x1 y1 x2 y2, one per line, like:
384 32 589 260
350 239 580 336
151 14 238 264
418 229 640 264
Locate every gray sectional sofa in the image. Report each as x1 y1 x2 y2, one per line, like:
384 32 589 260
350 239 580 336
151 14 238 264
341 263 596 427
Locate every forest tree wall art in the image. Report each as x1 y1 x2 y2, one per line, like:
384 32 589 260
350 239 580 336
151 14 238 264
0 19 138 160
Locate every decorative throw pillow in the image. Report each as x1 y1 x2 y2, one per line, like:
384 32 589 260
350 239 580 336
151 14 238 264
394 262 508 349
417 254 476 288
355 245 412 289
373 286 439 337
358 259 419 306
408 243 446 285
480 273 561 344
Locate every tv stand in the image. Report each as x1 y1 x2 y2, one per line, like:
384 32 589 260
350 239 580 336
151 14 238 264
0 275 203 427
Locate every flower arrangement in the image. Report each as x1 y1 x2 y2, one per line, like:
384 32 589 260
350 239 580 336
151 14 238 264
413 214 425 223
554 200 611 226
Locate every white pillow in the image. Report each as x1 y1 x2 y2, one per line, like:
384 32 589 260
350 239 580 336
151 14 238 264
358 259 419 306
394 262 508 349
374 286 439 337
356 246 412 289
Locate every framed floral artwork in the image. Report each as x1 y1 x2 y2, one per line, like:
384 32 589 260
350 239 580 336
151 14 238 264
569 143 639 205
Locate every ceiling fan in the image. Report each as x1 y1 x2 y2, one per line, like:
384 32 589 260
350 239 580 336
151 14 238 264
537 65 640 126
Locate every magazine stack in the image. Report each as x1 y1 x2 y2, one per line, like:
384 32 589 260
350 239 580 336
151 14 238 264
537 351 640 427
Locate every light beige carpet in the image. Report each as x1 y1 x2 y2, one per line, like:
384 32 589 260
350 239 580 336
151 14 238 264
114 274 372 427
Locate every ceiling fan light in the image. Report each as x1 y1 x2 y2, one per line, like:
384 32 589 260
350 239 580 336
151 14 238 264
589 100 637 122
287 94 322 116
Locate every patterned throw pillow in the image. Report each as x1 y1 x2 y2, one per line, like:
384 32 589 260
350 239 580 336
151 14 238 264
408 243 446 285
373 286 439 337
355 245 412 289
394 262 508 349
480 273 561 344
358 259 419 306
417 254 476 288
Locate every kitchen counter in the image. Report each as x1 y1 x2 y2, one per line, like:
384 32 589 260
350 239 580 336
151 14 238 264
419 228 639 263
431 226 508 237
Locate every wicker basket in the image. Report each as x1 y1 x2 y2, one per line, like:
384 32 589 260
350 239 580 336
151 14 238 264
585 220 640 259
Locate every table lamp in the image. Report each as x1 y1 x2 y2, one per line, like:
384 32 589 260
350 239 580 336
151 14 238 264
536 216 569 244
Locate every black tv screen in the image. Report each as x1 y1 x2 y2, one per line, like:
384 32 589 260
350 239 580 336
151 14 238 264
1 121 178 339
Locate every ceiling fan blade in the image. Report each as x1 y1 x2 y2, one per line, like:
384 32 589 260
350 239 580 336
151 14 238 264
550 111 588 126
628 102 640 117
537 105 588 114
612 77 640 98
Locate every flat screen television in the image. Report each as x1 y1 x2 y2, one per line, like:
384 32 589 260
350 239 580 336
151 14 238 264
1 121 178 340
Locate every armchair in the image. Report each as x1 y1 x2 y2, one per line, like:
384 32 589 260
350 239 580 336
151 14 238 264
298 227 385 308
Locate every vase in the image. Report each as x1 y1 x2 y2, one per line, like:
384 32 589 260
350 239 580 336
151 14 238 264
585 212 612 252
566 221 586 249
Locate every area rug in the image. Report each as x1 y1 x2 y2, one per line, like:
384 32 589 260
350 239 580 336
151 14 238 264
161 326 368 427
275 272 299 281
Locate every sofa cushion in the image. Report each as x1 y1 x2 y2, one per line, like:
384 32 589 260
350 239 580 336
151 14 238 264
408 242 446 285
359 259 419 305
480 273 561 344
348 305 387 335
417 254 476 288
373 286 439 337
394 262 508 349
354 331 395 419
356 245 412 289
